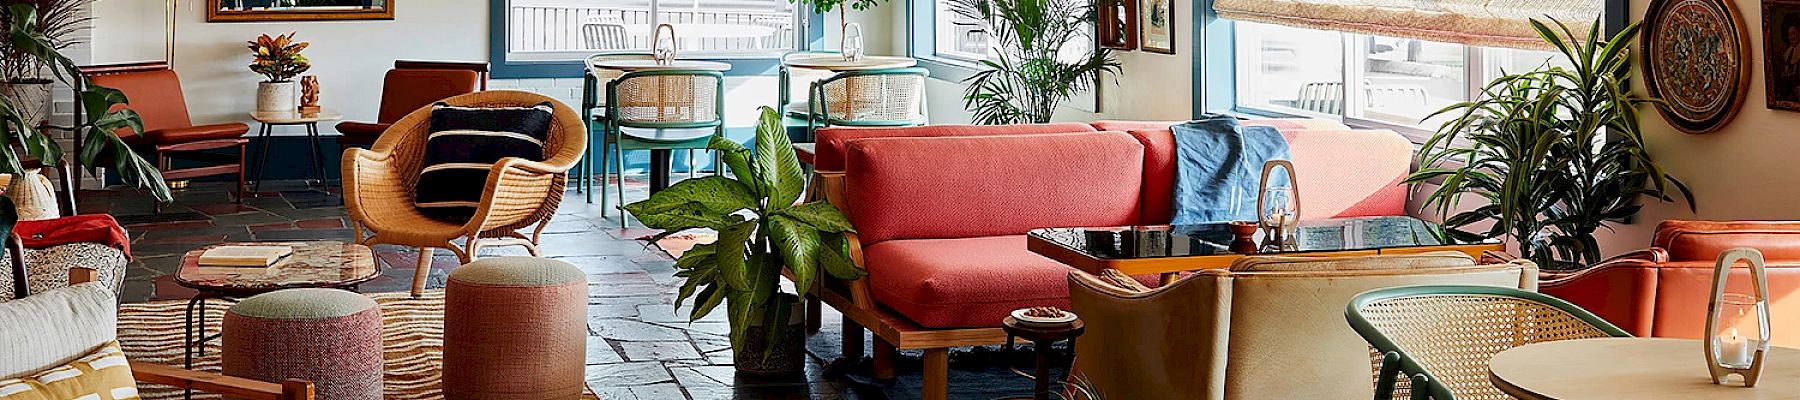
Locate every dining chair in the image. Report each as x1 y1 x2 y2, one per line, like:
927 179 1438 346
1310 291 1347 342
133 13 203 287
578 52 653 203
806 67 930 140
1346 285 1630 400
599 69 725 227
582 18 632 50
777 50 844 119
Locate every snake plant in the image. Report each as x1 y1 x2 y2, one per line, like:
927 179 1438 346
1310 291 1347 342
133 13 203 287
624 107 864 356
1408 18 1692 269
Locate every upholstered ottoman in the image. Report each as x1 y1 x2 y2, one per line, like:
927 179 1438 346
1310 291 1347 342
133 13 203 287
443 257 588 400
222 288 384 399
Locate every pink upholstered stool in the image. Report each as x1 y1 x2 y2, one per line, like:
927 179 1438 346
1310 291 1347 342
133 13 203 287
222 288 384 399
443 257 588 400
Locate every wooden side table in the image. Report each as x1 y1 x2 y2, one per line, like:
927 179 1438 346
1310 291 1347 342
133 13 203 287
249 109 343 193
1003 316 1086 400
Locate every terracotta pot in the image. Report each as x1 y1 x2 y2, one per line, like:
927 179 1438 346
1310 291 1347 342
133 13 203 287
257 81 297 113
732 294 806 377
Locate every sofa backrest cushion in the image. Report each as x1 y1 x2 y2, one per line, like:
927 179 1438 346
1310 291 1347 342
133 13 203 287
1092 118 1350 133
1653 220 1800 261
813 123 1098 171
1123 125 1413 224
846 132 1145 245
0 282 117 380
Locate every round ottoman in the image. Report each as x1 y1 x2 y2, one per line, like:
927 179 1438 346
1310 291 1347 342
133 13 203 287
222 288 384 399
443 257 588 400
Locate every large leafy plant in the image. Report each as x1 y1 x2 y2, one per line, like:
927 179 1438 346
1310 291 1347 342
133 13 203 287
624 107 863 354
950 0 1120 124
0 0 84 83
0 4 169 201
1409 18 1691 270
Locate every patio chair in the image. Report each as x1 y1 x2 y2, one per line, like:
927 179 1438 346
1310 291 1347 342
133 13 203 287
1346 285 1630 400
805 67 930 140
583 21 632 50
342 90 587 297
575 52 664 205
598 69 724 227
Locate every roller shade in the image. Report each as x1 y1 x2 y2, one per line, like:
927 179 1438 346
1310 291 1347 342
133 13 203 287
1212 0 1603 49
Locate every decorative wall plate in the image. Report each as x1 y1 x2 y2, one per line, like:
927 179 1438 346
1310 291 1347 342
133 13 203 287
1641 0 1753 134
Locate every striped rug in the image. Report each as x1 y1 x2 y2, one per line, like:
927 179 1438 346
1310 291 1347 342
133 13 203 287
117 291 598 399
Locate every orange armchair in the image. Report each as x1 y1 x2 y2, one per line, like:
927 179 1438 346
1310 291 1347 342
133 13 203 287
336 60 487 148
1542 220 1800 344
81 62 250 203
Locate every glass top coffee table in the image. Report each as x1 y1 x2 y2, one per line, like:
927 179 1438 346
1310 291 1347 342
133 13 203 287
1027 216 1503 281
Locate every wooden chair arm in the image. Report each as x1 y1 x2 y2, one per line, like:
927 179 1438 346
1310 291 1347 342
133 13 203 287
131 362 313 400
841 232 875 309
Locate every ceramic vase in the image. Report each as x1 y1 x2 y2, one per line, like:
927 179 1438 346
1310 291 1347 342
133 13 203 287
256 81 296 113
7 168 59 221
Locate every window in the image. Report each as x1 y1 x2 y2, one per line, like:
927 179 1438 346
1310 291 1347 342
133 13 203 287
1232 22 1566 134
933 0 992 60
501 0 800 63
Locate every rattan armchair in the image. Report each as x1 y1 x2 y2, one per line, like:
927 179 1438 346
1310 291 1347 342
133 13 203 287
342 90 587 297
1346 285 1630 400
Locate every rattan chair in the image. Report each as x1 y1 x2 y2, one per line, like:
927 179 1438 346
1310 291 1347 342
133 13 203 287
342 90 587 297
578 52 654 203
1345 285 1630 400
777 50 843 118
805 67 929 141
597 69 725 226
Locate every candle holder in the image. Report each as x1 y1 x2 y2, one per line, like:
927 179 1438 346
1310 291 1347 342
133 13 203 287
1704 248 1771 387
1256 160 1299 251
841 22 866 62
651 24 678 65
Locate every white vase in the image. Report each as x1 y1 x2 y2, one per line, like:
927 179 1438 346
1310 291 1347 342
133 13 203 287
7 168 59 221
256 81 297 113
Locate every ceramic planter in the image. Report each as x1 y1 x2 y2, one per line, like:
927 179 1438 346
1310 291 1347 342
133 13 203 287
256 81 297 113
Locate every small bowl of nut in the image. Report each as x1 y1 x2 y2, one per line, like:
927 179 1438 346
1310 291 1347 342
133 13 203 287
1010 306 1077 328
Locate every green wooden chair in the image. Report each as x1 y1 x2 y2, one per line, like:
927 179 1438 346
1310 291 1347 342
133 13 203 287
596 69 725 227
804 67 930 140
777 50 844 118
579 52 653 203
1345 285 1630 400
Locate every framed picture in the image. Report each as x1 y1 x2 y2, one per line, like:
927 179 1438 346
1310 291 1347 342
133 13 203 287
1641 0 1750 133
207 0 394 22
1766 0 1800 111
1139 0 1174 54
1097 0 1138 50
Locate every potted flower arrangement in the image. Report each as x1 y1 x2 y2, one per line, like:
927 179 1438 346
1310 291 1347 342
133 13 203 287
624 107 863 376
247 32 310 113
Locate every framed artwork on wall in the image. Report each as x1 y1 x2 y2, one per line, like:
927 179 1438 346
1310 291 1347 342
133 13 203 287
1641 0 1751 134
1098 0 1139 50
1140 0 1174 54
1765 0 1800 111
207 0 394 22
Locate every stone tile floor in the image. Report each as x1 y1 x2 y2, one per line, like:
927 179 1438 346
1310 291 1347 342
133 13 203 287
91 176 891 400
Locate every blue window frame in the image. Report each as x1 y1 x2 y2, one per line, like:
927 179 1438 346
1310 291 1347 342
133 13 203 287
488 0 827 79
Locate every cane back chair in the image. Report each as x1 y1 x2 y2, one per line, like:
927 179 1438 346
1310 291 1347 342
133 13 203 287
595 69 725 227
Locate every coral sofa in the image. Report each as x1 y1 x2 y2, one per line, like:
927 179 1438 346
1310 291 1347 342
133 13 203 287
1543 220 1800 345
803 120 1417 400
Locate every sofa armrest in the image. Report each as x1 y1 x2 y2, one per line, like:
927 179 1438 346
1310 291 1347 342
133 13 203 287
1539 258 1660 337
132 362 313 400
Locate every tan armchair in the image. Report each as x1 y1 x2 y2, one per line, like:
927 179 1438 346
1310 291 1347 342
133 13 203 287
342 90 587 297
1065 252 1538 400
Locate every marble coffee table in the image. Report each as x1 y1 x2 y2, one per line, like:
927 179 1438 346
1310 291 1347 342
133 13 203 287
175 241 379 371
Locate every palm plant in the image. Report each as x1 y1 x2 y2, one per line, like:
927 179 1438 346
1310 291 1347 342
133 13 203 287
0 0 84 83
1408 18 1691 269
949 0 1120 124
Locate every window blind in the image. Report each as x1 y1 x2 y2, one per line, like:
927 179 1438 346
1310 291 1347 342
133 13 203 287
1212 0 1604 49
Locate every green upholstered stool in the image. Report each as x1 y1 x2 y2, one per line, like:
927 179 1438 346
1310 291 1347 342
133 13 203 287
223 288 384 399
443 257 588 400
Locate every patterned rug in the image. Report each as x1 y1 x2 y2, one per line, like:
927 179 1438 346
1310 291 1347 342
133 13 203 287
642 232 716 259
117 291 599 399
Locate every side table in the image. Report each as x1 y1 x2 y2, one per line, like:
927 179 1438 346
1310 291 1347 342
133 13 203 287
249 109 343 193
1003 316 1086 400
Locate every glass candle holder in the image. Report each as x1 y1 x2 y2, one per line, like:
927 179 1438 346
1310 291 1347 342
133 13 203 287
1713 293 1765 369
1259 186 1298 249
1705 248 1772 387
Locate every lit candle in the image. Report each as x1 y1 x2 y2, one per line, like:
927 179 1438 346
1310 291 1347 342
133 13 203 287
1720 328 1753 368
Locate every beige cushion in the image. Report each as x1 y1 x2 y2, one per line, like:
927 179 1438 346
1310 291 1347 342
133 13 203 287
449 257 584 287
0 283 116 380
229 288 376 320
1228 251 1475 272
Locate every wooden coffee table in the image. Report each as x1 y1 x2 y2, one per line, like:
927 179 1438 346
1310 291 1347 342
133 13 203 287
1490 338 1800 399
176 241 379 371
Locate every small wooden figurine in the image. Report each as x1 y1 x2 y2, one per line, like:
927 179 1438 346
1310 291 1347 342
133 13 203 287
298 75 321 114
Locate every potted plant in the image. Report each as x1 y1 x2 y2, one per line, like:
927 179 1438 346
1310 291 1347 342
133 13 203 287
625 107 863 376
948 0 1121 124
1408 18 1692 270
247 32 310 113
0 0 85 129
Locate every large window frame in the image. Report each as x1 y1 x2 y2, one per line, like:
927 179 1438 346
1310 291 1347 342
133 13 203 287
488 0 827 79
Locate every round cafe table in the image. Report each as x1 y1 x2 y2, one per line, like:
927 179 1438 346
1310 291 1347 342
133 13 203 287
1489 337 1800 399
590 59 731 193
781 54 918 71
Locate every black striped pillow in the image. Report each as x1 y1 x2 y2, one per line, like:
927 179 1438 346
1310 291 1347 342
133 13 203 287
414 102 555 222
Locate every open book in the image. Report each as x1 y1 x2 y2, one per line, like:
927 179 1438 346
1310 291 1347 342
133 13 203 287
198 245 294 267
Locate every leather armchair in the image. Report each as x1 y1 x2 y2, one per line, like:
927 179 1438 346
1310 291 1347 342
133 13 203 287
1542 220 1800 344
81 62 250 203
1067 252 1537 400
336 60 486 148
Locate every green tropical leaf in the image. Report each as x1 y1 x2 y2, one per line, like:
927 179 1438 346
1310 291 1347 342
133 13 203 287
752 107 804 210
774 202 855 233
623 176 758 217
768 215 820 297
818 232 865 280
714 220 758 291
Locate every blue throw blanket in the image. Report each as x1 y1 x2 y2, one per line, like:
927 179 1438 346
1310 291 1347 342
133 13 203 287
1170 115 1292 225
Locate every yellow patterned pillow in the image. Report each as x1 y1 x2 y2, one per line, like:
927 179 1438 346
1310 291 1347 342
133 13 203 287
0 341 139 400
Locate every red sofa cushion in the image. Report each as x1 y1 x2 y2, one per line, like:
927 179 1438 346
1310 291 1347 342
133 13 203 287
813 123 1097 171
1652 220 1800 262
846 132 1145 245
866 235 1157 328
1119 125 1412 224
